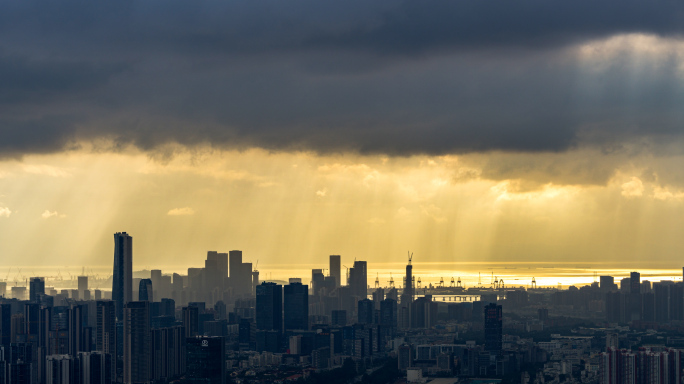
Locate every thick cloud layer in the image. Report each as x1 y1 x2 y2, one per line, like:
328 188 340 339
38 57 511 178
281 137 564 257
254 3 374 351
1 0 684 156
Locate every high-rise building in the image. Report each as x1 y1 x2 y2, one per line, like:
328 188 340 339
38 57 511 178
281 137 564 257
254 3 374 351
380 299 398 329
138 279 153 302
46 354 78 384
348 261 367 299
330 255 341 287
600 276 615 291
0 303 12 346
68 305 84 356
29 277 45 303
123 301 151 384
186 336 226 384
78 276 88 293
284 282 308 331
484 303 502 352
357 299 374 324
113 232 133 320
183 306 200 338
311 269 325 296
78 351 113 384
256 282 282 333
630 272 641 294
96 301 116 359
331 310 347 326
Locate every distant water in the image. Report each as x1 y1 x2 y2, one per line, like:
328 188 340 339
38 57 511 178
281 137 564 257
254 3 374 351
2 262 682 290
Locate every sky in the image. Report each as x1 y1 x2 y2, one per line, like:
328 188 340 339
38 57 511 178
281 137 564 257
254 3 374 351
1 0 684 278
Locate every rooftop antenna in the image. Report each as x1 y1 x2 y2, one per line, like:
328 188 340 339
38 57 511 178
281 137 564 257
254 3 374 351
531 277 537 289
375 273 380 289
389 273 395 288
408 252 413 265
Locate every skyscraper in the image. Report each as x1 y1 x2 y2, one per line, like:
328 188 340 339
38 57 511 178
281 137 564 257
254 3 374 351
113 232 133 320
484 303 502 352
29 277 44 303
284 282 308 331
138 279 153 302
348 260 367 299
186 337 226 384
183 306 200 338
96 301 116 358
123 301 150 384
357 299 374 324
330 255 341 287
78 276 88 294
256 282 282 332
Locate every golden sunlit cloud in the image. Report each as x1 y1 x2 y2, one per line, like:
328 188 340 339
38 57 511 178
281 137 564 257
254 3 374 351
41 210 66 219
167 207 196 216
0 207 10 218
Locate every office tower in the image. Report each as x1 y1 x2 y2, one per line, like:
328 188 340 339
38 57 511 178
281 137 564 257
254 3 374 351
138 279 153 302
182 306 199 338
398 343 414 370
113 232 133 320
68 305 84 356
256 282 282 332
380 299 398 328
96 301 116 359
605 292 625 323
78 275 88 293
29 277 45 302
331 310 347 326
484 303 502 352
654 282 670 323
229 250 242 291
46 354 78 384
311 269 325 296
23 303 40 345
620 278 631 292
123 301 150 384
238 318 255 350
670 283 684 321
642 292 655 322
411 296 437 329
330 255 341 287
600 276 615 291
284 282 308 331
78 351 113 384
149 325 185 382
186 337 225 384
241 262 253 297
348 260 368 299
630 272 641 294
357 299 374 324
372 288 384 309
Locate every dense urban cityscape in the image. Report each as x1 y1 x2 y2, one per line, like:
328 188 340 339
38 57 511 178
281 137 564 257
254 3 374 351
0 232 682 383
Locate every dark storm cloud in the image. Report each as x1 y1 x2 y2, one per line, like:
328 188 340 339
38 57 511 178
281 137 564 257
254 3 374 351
1 0 684 156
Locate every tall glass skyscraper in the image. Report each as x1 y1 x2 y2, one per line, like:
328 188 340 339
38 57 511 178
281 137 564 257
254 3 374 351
284 282 308 331
113 232 132 320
